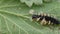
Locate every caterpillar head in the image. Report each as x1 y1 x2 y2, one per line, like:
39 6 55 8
32 15 39 21
32 14 44 21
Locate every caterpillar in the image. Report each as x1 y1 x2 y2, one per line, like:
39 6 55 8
29 9 60 25
32 13 60 25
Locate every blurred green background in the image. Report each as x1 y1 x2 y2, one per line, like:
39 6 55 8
0 0 60 34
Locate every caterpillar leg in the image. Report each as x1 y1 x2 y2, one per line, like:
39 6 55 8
40 18 47 25
37 18 40 21
48 21 51 25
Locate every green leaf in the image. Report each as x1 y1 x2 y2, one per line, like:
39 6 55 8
43 0 52 3
0 0 60 34
20 0 43 7
33 0 43 5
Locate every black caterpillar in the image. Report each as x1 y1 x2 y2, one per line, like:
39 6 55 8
32 13 60 25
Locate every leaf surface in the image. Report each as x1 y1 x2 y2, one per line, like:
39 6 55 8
0 0 60 34
20 0 43 7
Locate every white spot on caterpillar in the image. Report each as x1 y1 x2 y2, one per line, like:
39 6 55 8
48 21 51 25
41 18 47 25
29 9 35 15
37 18 40 21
